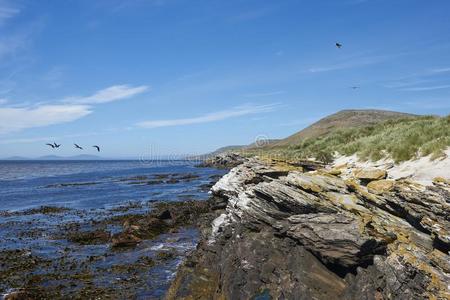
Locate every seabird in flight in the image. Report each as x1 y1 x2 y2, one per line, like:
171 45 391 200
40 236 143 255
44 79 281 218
46 143 55 149
351 86 360 89
74 144 83 150
54 142 61 148
92 145 100 152
336 42 342 49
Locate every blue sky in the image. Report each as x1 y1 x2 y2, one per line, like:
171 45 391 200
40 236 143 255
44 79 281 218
0 0 449 158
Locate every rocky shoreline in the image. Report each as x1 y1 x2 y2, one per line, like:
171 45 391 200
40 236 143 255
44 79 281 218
0 170 226 300
168 156 450 299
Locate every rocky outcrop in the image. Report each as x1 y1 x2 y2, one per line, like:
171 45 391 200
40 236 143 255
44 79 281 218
197 153 248 169
168 159 450 299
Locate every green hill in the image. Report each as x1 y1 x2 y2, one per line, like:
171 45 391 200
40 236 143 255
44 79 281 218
272 109 417 147
236 109 448 163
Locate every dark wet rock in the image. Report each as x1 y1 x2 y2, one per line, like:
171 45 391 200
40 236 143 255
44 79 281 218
67 229 110 245
137 256 155 267
158 209 172 220
1 206 72 217
128 175 148 181
0 250 51 296
177 173 200 181
197 153 248 169
168 158 450 299
111 231 142 248
119 172 201 186
109 201 144 212
166 178 180 184
0 196 216 299
45 182 100 188
157 250 177 261
146 179 164 185
154 174 170 179
108 200 213 249
120 175 163 185
3 289 42 300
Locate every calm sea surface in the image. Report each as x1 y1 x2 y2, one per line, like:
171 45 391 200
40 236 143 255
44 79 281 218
0 160 224 211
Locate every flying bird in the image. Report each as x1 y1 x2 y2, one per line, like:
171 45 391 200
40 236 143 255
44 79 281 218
54 142 61 148
351 86 360 89
336 42 342 49
92 145 100 152
46 143 55 149
74 144 83 150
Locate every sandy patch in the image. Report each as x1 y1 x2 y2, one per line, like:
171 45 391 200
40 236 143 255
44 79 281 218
332 148 450 186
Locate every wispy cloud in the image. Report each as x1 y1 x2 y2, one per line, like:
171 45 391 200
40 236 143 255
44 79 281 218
0 104 92 134
0 31 30 61
0 17 44 66
430 67 450 74
137 103 279 129
0 98 7 104
42 66 65 89
64 84 149 104
243 91 286 98
0 0 20 25
0 84 148 134
385 66 450 90
400 85 450 92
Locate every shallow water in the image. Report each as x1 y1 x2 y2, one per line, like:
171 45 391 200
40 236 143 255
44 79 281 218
0 160 226 298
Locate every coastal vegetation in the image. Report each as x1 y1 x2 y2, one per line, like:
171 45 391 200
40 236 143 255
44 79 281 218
244 114 450 163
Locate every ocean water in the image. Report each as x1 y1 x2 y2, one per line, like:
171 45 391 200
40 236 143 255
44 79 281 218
0 160 226 298
0 160 224 211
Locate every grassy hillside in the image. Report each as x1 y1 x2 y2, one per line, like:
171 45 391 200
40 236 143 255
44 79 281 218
245 115 450 163
272 109 416 147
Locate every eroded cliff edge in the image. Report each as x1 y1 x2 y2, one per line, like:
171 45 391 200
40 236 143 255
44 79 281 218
167 157 450 300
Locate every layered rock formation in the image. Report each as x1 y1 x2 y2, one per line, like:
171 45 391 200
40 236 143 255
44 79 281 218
168 158 450 299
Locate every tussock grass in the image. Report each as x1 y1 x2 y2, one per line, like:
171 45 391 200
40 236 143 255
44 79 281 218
246 115 450 163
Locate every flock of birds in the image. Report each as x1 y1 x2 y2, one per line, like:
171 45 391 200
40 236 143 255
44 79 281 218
46 142 101 152
44 43 353 154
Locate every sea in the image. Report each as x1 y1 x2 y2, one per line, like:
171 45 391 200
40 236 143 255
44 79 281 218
0 160 226 298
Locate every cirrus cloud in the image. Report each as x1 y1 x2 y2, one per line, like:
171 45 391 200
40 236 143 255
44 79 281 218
0 84 148 134
0 104 92 134
137 103 279 129
64 84 149 104
0 1 20 25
